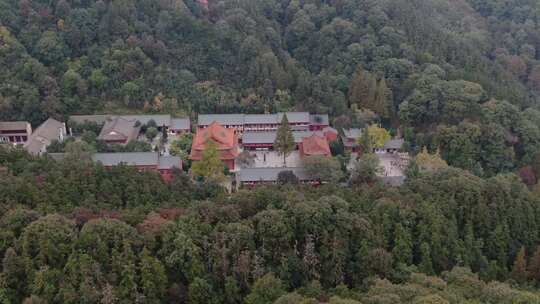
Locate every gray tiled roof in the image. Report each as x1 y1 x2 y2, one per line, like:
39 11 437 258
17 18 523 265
49 152 182 169
24 118 66 155
198 114 245 126
171 118 190 130
198 112 322 126
277 112 310 124
244 114 278 125
242 131 277 144
237 167 311 182
0 121 31 131
70 114 172 127
98 117 139 142
69 115 111 125
121 115 171 127
343 128 362 139
309 114 329 125
92 152 159 166
158 155 182 169
383 139 404 150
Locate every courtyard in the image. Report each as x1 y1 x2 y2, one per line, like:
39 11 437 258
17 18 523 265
247 150 303 168
377 152 409 177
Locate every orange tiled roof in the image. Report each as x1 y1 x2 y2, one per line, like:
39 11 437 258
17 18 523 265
301 134 331 156
190 121 239 160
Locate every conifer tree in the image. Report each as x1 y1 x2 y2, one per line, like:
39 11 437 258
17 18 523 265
117 242 138 303
393 224 413 265
374 77 392 119
348 66 370 107
188 278 215 304
139 248 167 303
358 128 372 153
274 114 295 165
528 246 540 282
511 247 529 283
245 273 285 304
419 242 434 275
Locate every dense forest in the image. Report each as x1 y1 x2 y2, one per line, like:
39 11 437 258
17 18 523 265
2 147 540 303
3 0 540 302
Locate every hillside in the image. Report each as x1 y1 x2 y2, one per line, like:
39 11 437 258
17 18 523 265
2 0 540 176
3 0 540 303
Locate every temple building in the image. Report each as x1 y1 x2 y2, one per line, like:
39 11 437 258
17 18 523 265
190 121 239 170
299 134 331 158
0 121 32 144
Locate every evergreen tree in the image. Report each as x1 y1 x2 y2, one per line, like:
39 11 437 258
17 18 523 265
139 248 167 303
245 273 286 304
274 114 295 166
188 278 215 304
348 66 375 108
117 242 138 304
511 247 529 283
393 224 413 265
374 77 392 120
1 248 25 303
419 242 434 275
224 277 241 304
358 129 372 153
528 246 540 283
161 125 168 143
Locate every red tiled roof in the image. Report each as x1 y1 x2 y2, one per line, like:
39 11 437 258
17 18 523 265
190 121 239 161
301 134 331 157
323 127 338 142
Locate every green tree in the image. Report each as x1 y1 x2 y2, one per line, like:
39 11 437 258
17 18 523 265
303 156 343 183
277 170 299 185
139 248 167 303
191 140 225 181
116 242 138 303
510 247 528 284
245 273 285 304
21 214 76 270
358 129 371 153
528 246 540 282
374 77 393 120
2 248 26 303
419 242 434 275
349 154 382 185
145 127 158 141
188 278 215 304
349 66 375 109
393 224 413 265
274 114 295 165
169 133 192 156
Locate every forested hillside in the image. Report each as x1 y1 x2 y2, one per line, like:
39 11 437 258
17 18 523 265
2 148 540 303
3 0 540 175
3 0 540 303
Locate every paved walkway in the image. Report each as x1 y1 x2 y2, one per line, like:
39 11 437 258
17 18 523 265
377 152 409 177
252 150 302 168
